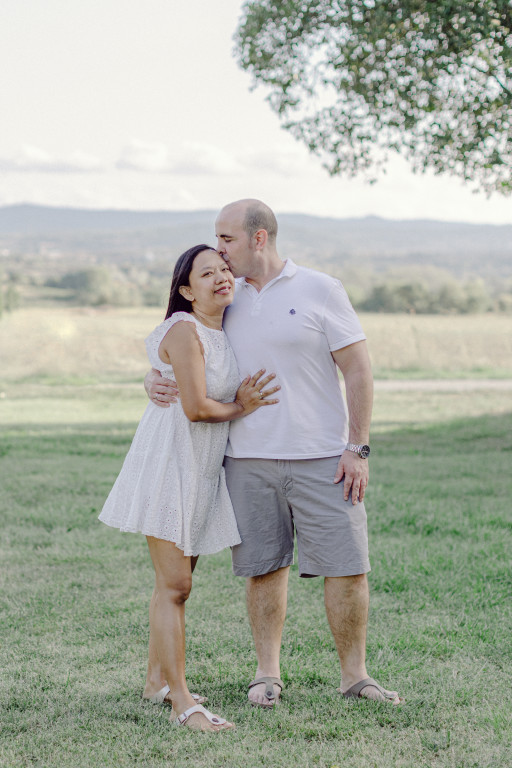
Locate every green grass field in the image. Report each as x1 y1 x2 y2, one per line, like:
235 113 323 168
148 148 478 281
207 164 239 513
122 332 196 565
1 308 511 767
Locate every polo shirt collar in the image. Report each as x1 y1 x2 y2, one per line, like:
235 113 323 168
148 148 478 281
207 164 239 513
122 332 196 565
236 258 297 289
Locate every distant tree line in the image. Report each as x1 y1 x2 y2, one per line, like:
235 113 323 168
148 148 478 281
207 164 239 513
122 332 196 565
359 277 502 314
44 265 512 314
2 262 512 316
45 266 167 308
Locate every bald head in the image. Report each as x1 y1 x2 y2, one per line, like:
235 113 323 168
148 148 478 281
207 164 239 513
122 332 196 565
221 199 278 244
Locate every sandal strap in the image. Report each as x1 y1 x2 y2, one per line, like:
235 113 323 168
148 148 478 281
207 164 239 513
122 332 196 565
176 704 227 726
190 693 205 703
148 684 170 704
248 677 284 701
343 677 396 700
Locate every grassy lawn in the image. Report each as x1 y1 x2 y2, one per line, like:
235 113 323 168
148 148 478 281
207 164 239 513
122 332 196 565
1 308 511 766
1 378 511 767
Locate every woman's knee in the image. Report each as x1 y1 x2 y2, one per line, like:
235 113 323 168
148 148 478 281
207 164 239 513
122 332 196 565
156 576 192 604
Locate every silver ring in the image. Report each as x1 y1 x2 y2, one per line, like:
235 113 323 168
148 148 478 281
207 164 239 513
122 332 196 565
259 393 265 399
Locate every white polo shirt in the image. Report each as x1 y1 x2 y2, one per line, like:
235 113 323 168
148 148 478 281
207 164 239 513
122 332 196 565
223 259 366 459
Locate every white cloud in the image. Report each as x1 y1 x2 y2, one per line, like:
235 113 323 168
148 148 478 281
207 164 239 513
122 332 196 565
0 145 105 173
116 139 241 175
116 140 171 172
240 148 311 177
171 142 241 175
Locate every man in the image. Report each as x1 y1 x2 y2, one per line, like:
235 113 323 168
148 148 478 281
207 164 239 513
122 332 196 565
146 199 402 707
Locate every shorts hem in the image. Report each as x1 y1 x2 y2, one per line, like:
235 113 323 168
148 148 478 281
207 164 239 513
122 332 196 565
232 553 294 578
299 561 371 578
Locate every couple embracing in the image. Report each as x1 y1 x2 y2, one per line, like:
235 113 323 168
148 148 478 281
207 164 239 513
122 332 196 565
99 198 402 732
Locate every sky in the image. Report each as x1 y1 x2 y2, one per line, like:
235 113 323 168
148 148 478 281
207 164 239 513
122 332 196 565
0 0 510 224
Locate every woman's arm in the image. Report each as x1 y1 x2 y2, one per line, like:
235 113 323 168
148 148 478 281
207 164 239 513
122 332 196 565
160 321 279 423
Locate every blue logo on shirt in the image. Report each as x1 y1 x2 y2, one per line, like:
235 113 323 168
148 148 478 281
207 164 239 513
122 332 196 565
289 309 296 315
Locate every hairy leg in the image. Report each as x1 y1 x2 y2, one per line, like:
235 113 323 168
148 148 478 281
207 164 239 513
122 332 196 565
246 566 289 706
324 574 401 704
324 574 369 685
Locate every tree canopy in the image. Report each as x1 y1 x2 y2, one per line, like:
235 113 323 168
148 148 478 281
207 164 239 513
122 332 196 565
235 1 512 194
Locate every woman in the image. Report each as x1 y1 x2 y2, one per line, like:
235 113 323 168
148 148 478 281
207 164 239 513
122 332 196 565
99 244 279 731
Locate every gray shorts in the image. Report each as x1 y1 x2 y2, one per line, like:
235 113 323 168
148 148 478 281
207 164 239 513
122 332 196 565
224 456 370 578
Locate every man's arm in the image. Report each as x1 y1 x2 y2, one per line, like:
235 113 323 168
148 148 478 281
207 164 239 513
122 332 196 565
331 340 373 505
144 368 179 407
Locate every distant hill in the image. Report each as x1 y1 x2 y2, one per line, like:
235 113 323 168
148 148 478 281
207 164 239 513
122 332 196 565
0 204 213 234
0 203 511 278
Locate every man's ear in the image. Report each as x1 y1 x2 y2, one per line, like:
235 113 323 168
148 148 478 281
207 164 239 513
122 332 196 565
179 285 194 302
254 228 268 251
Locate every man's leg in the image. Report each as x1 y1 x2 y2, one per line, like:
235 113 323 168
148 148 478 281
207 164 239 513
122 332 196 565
224 457 294 706
324 574 401 704
246 565 289 706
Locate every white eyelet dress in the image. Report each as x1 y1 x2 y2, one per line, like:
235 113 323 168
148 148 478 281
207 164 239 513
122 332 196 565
99 312 242 555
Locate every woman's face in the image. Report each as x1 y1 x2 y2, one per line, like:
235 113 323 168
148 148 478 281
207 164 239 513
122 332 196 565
183 249 235 312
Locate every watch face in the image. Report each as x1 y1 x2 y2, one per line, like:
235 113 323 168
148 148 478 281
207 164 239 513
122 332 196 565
360 445 370 458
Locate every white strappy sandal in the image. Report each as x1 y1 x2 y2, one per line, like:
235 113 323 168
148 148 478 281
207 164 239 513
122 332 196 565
173 704 235 730
148 685 207 706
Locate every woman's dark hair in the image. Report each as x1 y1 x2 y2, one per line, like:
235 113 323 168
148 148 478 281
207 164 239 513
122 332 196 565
164 244 216 319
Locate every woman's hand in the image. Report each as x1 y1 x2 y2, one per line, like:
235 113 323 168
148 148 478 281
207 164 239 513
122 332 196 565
235 370 280 416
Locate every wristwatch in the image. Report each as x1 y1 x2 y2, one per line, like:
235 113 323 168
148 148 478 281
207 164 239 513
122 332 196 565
345 443 371 459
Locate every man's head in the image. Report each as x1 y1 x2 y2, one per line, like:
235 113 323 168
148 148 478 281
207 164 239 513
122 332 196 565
215 199 278 278
240 199 278 243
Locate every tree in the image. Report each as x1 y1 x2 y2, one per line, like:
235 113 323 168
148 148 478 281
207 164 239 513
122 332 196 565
4 283 21 312
235 1 512 194
58 268 113 305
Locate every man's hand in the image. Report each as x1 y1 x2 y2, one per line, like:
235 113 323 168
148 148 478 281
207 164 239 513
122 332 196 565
334 450 369 504
144 368 179 408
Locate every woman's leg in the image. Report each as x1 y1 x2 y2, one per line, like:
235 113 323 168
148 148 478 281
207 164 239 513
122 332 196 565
145 538 232 731
144 556 199 702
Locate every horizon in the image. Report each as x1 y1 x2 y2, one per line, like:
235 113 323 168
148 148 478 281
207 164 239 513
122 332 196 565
1 201 511 229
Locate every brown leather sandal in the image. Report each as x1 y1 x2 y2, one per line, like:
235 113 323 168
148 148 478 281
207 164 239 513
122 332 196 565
341 677 402 704
248 676 284 708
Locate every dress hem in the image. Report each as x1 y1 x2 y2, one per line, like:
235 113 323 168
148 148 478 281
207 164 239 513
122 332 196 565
99 518 240 557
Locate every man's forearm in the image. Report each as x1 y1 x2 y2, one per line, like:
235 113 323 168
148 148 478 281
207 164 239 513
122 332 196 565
332 341 373 444
332 341 373 499
144 368 179 407
344 368 373 444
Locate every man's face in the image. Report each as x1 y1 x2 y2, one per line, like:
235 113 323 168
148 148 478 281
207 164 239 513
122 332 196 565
215 204 255 279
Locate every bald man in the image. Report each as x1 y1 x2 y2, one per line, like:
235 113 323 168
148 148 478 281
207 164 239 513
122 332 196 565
145 199 402 708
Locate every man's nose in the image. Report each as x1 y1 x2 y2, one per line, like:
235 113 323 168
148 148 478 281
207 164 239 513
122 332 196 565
217 240 226 254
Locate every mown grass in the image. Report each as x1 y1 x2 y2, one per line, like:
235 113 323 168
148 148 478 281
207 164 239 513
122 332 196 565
1 384 511 767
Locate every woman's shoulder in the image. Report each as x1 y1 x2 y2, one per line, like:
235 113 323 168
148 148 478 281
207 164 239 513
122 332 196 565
164 311 197 327
146 312 195 339
145 314 199 357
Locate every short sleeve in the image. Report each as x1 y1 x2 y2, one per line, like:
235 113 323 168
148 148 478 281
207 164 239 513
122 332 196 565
322 279 366 352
